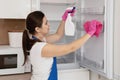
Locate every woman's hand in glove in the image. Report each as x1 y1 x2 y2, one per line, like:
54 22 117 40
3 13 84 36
84 20 97 36
62 7 76 21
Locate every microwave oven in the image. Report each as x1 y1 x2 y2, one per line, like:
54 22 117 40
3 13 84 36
0 46 31 75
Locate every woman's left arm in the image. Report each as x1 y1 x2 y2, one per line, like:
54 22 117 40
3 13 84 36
45 20 65 43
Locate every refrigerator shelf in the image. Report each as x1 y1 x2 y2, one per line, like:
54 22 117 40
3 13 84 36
76 7 104 15
40 2 76 6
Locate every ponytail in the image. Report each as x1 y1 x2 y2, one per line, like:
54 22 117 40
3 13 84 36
22 29 41 65
22 29 30 65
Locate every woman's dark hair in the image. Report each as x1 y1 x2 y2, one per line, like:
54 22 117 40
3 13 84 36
22 11 45 65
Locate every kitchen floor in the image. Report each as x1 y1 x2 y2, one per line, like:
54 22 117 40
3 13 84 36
0 73 31 80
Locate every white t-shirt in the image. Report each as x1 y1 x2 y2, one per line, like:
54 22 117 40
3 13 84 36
30 42 53 80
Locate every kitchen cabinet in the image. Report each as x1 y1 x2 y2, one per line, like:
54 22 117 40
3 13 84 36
40 0 114 79
0 0 40 19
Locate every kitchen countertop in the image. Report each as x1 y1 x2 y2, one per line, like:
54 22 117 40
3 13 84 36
0 73 31 80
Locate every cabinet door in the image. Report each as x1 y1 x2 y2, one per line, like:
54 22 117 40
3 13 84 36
76 0 114 79
0 0 31 19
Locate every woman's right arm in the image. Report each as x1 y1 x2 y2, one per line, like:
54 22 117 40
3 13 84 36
41 33 90 57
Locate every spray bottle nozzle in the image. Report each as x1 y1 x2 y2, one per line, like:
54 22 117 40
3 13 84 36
68 7 76 13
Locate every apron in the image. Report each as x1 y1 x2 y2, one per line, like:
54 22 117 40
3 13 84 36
48 57 58 80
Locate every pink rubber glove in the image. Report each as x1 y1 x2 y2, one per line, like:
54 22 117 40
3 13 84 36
94 20 103 37
62 9 76 21
84 20 96 36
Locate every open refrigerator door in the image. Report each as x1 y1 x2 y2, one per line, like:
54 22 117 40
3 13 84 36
75 0 114 79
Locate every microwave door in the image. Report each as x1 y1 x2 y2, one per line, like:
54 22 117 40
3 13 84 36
75 0 113 79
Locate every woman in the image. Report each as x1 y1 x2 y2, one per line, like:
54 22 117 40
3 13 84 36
22 9 96 80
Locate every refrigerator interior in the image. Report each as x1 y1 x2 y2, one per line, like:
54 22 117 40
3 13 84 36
40 0 113 79
41 0 104 68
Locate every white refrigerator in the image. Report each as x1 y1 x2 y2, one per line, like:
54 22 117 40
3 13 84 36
40 0 114 79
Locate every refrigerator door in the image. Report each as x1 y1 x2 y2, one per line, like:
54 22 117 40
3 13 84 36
76 0 113 79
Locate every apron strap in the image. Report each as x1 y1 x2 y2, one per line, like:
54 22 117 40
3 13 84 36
48 57 58 80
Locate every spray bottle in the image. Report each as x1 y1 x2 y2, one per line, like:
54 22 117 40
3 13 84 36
65 7 76 36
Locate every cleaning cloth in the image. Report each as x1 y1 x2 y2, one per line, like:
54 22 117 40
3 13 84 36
84 20 103 37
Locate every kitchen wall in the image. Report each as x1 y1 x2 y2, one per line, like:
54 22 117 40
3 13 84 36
0 19 25 45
